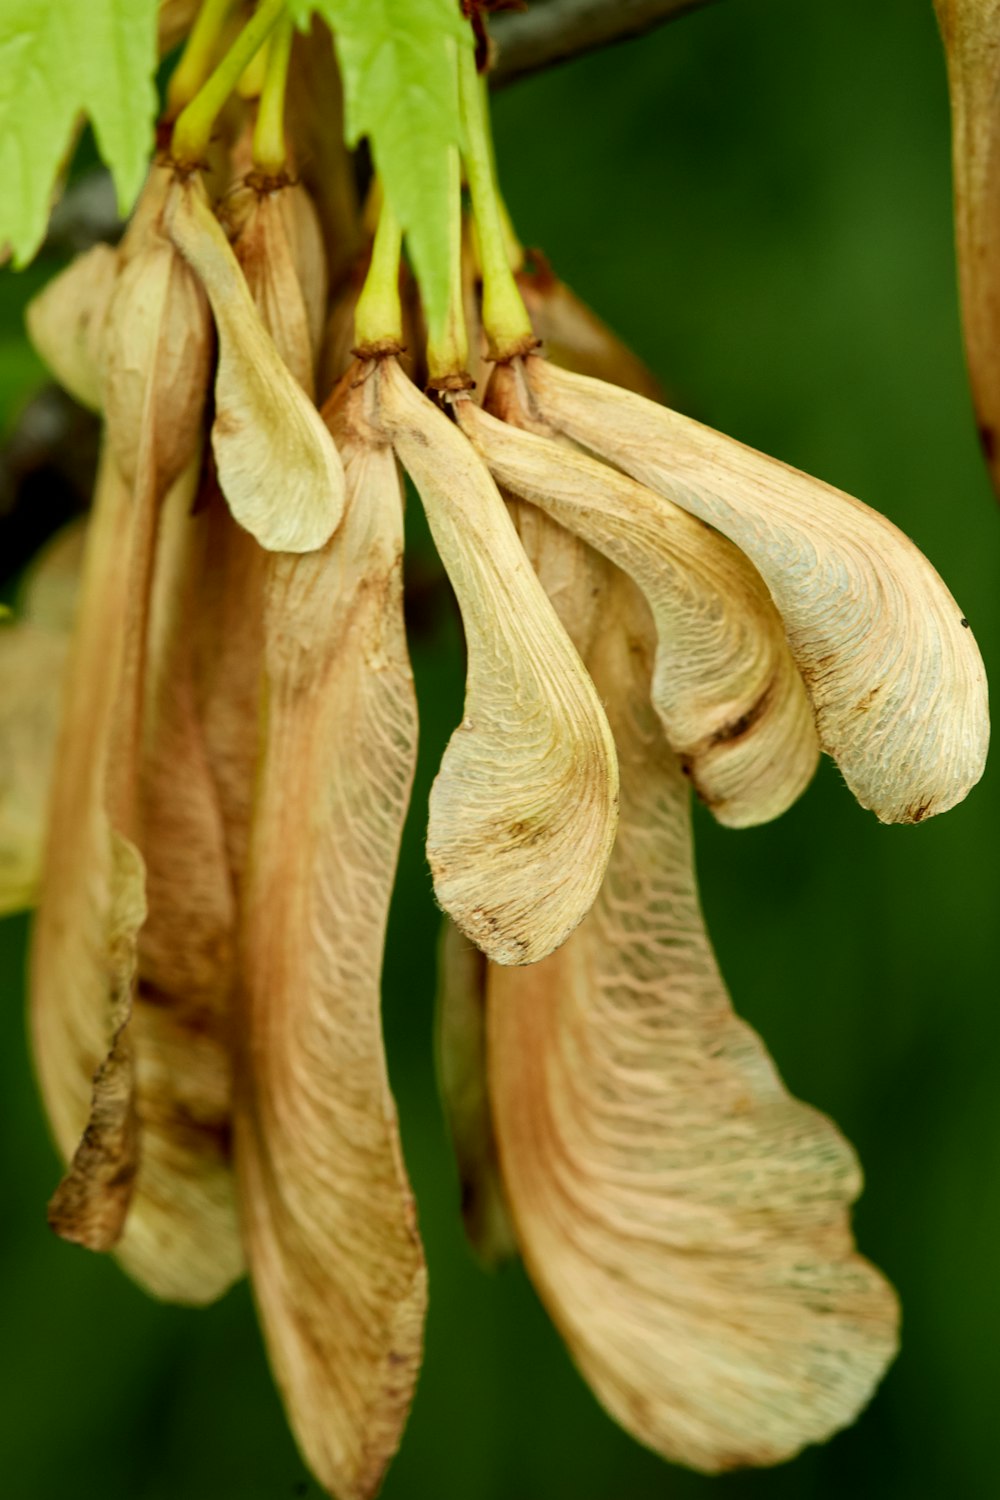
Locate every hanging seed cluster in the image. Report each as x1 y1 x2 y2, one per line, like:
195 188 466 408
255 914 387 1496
0 6 989 1500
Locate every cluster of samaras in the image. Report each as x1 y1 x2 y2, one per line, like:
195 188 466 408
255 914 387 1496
6 36 989 1500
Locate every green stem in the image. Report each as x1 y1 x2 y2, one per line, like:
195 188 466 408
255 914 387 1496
171 0 285 166
479 75 524 272
252 12 294 172
425 138 470 381
237 35 271 99
166 0 237 118
458 44 534 360
354 193 404 350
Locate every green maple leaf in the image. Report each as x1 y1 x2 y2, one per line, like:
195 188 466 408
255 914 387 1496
294 0 472 335
0 0 158 265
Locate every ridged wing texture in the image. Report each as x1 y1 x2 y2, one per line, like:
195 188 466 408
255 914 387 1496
488 572 900 1471
236 381 426 1500
188 489 266 896
30 445 148 1250
459 367 819 826
118 475 244 1303
373 356 619 965
529 358 989 823
934 0 1000 496
166 175 343 552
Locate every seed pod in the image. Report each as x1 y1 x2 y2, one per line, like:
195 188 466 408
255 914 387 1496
276 179 329 358
31 447 150 1253
527 357 990 824
237 371 425 1500
373 355 619 966
166 174 345 553
488 569 899 1473
461 364 819 827
226 178 327 394
102 169 213 496
117 465 244 1304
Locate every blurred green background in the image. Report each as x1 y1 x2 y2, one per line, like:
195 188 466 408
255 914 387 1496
2 0 998 1496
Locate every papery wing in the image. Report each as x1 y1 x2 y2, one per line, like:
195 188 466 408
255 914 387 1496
460 369 818 827
489 574 899 1471
529 358 988 823
237 383 426 1500
374 357 619 966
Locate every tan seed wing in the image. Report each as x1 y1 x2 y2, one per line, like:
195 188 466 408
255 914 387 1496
26 243 120 413
374 356 619 965
117 472 243 1304
0 621 70 914
229 184 318 397
166 176 344 553
31 446 148 1250
488 575 899 1471
529 358 989 823
101 175 212 496
0 522 86 914
276 180 329 363
237 380 426 1500
459 372 819 827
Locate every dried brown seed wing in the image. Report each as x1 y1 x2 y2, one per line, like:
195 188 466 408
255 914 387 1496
31 445 149 1251
166 176 344 553
0 522 87 914
115 472 243 1304
935 0 1000 495
435 918 517 1267
0 620 70 914
276 180 329 363
529 359 989 824
374 357 619 966
237 385 425 1500
102 177 212 496
26 243 120 413
229 184 317 397
189 489 266 894
433 442 610 1255
46 830 145 1248
484 364 615 666
488 574 899 1472
461 379 819 827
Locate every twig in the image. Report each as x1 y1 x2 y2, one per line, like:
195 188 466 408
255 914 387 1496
490 0 721 87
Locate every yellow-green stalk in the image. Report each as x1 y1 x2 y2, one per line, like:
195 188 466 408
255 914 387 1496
354 193 405 355
458 45 534 360
171 0 285 167
166 0 238 118
252 12 295 173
